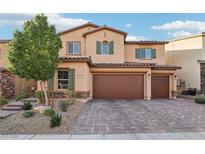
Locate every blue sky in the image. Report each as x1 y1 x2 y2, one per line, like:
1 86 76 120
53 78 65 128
1 13 205 40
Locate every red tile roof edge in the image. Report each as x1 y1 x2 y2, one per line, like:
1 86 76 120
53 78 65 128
58 56 181 70
83 26 128 37
125 40 169 45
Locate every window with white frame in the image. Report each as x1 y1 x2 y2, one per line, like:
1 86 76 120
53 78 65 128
68 42 80 54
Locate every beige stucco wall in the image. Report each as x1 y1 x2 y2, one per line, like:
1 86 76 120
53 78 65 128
165 35 205 90
59 26 97 56
85 30 125 63
37 62 91 93
125 44 166 64
166 35 203 51
0 42 10 68
166 48 203 89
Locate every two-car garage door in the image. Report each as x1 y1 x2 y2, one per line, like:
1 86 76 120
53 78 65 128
93 74 144 99
93 74 169 99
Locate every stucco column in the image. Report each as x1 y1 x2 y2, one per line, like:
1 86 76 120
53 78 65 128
172 73 177 99
145 69 151 100
0 71 2 97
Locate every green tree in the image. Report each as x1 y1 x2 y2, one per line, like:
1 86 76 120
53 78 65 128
9 14 62 105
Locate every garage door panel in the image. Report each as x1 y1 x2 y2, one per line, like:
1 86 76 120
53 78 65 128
151 76 169 98
93 74 144 99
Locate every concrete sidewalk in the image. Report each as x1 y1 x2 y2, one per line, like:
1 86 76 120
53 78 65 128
1 132 205 140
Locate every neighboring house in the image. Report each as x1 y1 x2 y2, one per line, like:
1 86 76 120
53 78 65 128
37 22 181 100
0 40 37 98
166 33 205 92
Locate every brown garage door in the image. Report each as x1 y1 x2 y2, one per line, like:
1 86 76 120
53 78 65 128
93 74 144 99
151 76 169 98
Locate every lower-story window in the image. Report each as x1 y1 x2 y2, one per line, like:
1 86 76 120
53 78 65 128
58 70 69 89
57 69 75 90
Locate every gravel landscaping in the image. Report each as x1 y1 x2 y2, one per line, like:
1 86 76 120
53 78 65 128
0 100 85 134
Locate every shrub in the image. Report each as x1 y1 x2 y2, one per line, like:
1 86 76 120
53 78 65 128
195 96 205 104
0 97 8 106
50 113 62 128
43 108 55 116
23 111 34 118
16 91 29 101
35 91 45 104
23 101 33 110
58 101 69 112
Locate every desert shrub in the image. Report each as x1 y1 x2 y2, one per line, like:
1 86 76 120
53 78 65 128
0 97 8 106
195 96 205 104
16 91 29 101
23 101 33 110
50 113 62 128
43 108 55 116
35 91 45 103
23 111 34 118
58 101 69 112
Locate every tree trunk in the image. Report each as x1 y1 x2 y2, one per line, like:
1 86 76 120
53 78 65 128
40 81 45 106
43 80 49 106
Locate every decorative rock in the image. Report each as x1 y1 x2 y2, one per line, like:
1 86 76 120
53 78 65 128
33 105 51 113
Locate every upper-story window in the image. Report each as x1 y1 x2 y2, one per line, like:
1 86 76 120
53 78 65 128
101 41 109 54
68 42 80 54
0 48 1 59
96 41 114 55
135 48 156 59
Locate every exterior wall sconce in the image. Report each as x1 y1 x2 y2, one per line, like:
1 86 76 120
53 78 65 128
174 74 177 80
148 73 151 79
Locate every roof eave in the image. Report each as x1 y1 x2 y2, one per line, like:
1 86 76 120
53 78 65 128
59 22 100 35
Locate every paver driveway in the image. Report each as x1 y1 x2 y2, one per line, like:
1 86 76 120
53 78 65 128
71 99 205 134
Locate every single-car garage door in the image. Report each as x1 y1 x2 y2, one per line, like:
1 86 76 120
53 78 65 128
93 74 144 99
151 76 169 98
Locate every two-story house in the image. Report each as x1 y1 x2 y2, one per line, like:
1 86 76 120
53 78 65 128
0 40 36 98
37 22 181 100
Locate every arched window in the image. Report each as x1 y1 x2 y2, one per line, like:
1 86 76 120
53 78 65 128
101 41 109 54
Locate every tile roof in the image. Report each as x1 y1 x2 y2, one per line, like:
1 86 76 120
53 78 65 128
83 26 127 37
152 64 181 70
197 60 205 63
58 56 92 65
59 22 100 35
0 40 11 43
58 56 181 70
125 40 169 45
92 62 156 68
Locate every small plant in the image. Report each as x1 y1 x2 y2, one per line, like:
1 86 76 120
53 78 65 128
23 101 32 110
23 111 34 118
50 113 62 128
16 91 29 101
0 97 8 106
195 96 205 104
35 91 45 104
43 108 55 116
58 101 69 112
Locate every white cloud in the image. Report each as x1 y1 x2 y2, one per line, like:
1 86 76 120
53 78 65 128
0 13 89 32
126 35 146 41
125 23 132 28
151 20 205 31
167 30 192 38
